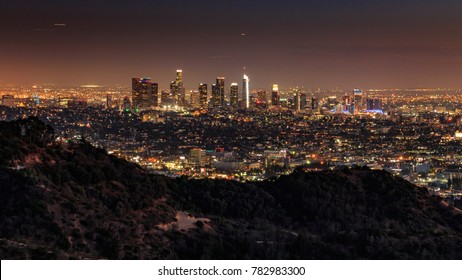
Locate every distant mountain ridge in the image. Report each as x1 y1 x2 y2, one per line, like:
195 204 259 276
1 117 461 259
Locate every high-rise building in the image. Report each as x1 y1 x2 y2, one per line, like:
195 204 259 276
257 90 267 103
271 84 279 107
106 94 112 109
176 69 184 87
311 97 318 111
132 77 158 110
122 96 131 112
300 92 307 111
170 70 185 106
293 88 301 112
190 148 207 167
353 88 363 114
216 77 225 107
242 74 250 109
211 84 220 108
366 98 383 112
199 83 208 109
230 83 239 108
176 70 186 106
161 90 175 107
189 90 200 108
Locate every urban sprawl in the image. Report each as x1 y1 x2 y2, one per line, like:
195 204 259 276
1 70 462 206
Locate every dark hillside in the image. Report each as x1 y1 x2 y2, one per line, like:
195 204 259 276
1 117 461 259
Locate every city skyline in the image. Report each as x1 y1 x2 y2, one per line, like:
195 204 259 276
1 0 462 88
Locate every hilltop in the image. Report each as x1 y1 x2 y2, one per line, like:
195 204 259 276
1 117 461 259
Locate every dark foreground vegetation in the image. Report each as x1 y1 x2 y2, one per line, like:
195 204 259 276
1 117 461 259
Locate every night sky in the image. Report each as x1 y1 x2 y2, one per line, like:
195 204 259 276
1 0 462 89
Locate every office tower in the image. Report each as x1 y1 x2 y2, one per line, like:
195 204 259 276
177 70 186 106
230 83 239 108
189 90 200 108
170 70 185 106
366 98 383 112
212 84 219 108
161 90 175 107
176 69 184 88
342 93 352 113
300 92 307 111
123 96 131 112
190 148 206 167
242 74 250 109
216 77 225 107
199 83 208 109
257 90 267 104
106 94 112 109
271 84 279 107
353 88 363 114
170 80 178 97
293 88 301 112
311 97 318 110
132 77 158 110
151 83 159 107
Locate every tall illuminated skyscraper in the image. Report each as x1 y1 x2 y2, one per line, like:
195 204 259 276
230 83 239 108
132 77 158 110
176 69 184 88
210 77 225 108
189 90 200 108
293 88 301 112
271 84 279 107
300 92 307 111
199 83 208 109
212 84 219 108
242 74 249 109
353 88 363 114
171 70 185 106
216 77 225 107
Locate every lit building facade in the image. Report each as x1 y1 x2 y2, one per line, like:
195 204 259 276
132 77 158 110
199 83 208 109
242 74 250 109
271 84 279 107
230 83 239 108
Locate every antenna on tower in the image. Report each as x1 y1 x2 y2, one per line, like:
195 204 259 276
243 66 246 75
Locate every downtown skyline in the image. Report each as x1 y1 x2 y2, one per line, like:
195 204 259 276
1 0 462 88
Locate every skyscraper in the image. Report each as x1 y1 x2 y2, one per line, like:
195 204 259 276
242 74 250 109
122 96 131 112
170 70 185 106
300 92 307 111
366 98 383 112
311 97 319 111
212 84 219 108
293 88 301 112
271 84 279 107
162 90 175 107
257 90 267 103
189 90 200 108
199 83 208 109
216 77 225 107
353 88 363 114
176 69 184 88
132 77 158 110
230 83 239 108
176 70 185 106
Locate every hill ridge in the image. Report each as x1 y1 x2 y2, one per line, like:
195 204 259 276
1 117 461 259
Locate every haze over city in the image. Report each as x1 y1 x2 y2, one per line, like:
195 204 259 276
1 0 462 88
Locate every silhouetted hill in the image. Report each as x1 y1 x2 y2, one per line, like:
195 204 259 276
1 117 462 259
